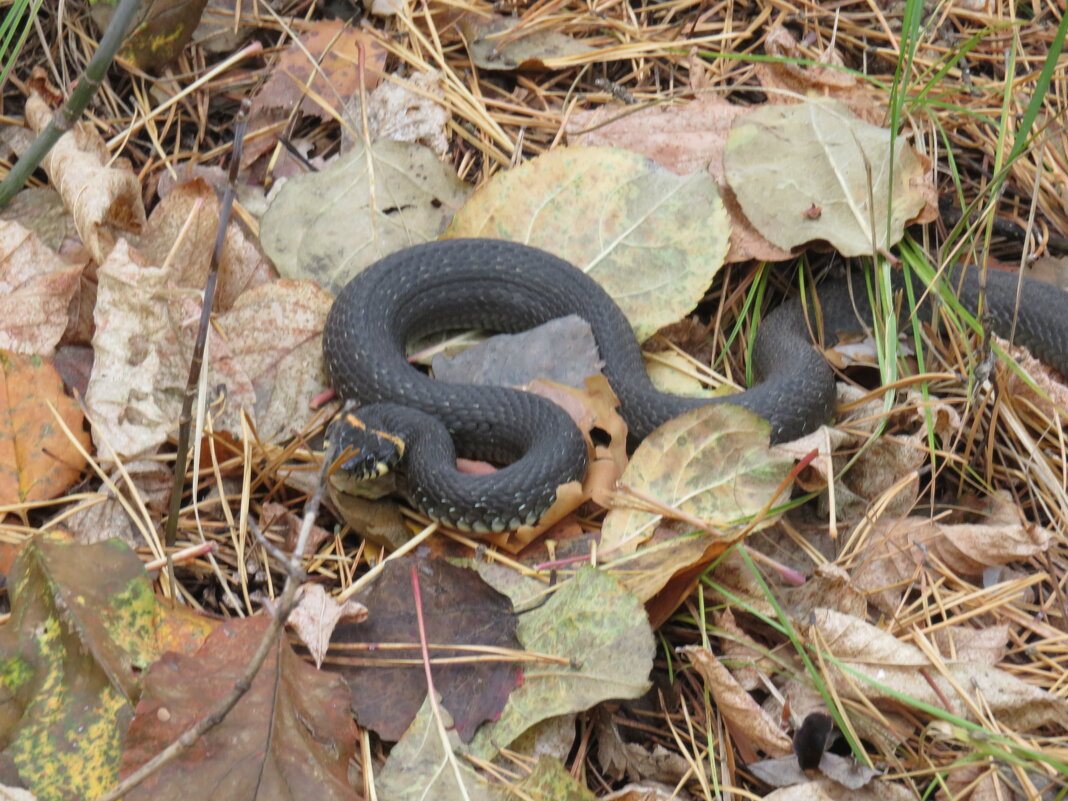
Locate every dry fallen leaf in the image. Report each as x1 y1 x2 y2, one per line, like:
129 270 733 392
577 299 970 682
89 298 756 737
133 178 276 311
851 489 1052 612
244 19 387 167
85 241 201 458
567 96 791 263
460 14 596 71
358 70 450 158
86 240 331 458
447 146 729 342
287 584 367 668
0 352 89 505
755 26 882 122
682 646 793 759
724 99 929 257
811 607 1068 731
0 220 82 355
24 94 145 263
261 139 472 293
602 404 792 552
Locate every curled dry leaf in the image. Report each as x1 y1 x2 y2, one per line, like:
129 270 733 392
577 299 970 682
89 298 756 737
447 146 729 341
1000 333 1068 420
460 14 596 71
811 607 1068 731
85 241 196 458
0 351 89 505
358 70 450 158
0 220 82 355
681 646 793 758
776 385 962 524
755 26 882 123
851 489 1052 612
724 99 929 257
24 94 145 263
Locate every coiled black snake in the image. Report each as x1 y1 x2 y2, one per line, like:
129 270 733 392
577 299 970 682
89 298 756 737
322 238 1068 533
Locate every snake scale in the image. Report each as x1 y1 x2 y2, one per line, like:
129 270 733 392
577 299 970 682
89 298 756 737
322 238 1068 533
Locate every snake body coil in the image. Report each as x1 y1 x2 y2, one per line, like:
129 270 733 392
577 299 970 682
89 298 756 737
323 238 1068 532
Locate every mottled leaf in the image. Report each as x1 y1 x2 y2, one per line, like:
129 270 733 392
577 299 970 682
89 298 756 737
447 146 728 341
262 140 471 293
724 99 928 257
0 537 160 801
470 567 653 759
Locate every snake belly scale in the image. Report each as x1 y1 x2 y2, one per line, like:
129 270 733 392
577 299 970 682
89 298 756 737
322 238 1068 533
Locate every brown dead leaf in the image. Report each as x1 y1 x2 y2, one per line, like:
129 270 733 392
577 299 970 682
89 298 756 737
330 554 522 743
24 94 146 264
682 646 792 759
85 241 204 457
59 460 172 548
0 351 89 505
210 279 332 440
852 490 1052 612
287 583 368 668
133 178 276 310
86 241 331 458
460 14 596 71
999 334 1068 420
756 27 882 122
0 187 78 251
932 625 1009 666
259 501 331 557
601 783 683 801
781 563 868 620
715 608 774 691
567 97 791 263
244 19 387 167
0 220 82 355
811 608 1068 731
776 384 962 524
121 615 358 801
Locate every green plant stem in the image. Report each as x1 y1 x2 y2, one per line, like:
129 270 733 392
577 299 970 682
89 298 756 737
0 0 142 208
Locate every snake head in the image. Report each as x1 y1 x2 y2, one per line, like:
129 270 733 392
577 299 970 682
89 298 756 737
327 411 406 480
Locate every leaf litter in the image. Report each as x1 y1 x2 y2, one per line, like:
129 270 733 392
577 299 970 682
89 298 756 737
1 2 1068 801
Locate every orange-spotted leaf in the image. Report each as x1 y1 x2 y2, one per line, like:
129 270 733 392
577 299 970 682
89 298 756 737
0 351 89 505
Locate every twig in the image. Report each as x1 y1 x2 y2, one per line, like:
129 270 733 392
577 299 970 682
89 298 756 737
164 99 251 549
0 0 143 207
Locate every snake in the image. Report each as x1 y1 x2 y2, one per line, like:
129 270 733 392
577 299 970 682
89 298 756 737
322 237 1068 533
